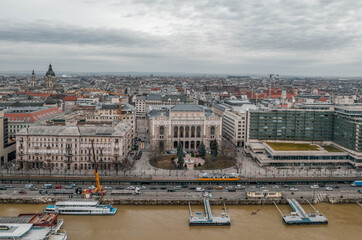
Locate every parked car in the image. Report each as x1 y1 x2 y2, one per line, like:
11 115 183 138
216 186 223 190
227 187 236 192
160 186 167 190
325 187 333 191
140 186 147 190
115 186 124 190
0 186 7 190
88 185 96 190
54 185 62 189
181 185 188 188
167 188 175 192
196 187 205 192
311 185 319 189
333 185 340 189
5 185 14 188
127 186 135 190
272 185 280 189
104 186 113 190
173 186 181 190
290 187 298 191
19 190 27 194
237 185 246 189
188 186 196 190
29 187 38 191
150 186 158 190
65 185 73 189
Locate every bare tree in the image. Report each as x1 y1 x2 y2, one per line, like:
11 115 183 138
120 157 134 176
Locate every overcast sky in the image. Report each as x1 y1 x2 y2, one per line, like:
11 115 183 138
0 0 362 76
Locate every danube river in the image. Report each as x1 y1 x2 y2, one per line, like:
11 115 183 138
0 204 361 240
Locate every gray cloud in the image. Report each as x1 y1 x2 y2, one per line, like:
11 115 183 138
0 0 362 75
0 21 164 47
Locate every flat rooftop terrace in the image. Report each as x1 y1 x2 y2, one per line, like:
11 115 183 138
266 142 320 151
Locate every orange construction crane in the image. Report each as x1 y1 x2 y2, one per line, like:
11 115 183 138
82 87 126 120
83 138 105 198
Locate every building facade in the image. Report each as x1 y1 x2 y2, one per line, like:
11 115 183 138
0 109 16 167
148 104 222 151
16 121 133 171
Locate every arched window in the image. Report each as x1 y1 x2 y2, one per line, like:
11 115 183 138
185 126 190 138
180 126 184 138
174 126 178 138
210 126 215 135
159 126 164 135
191 126 195 138
196 126 201 138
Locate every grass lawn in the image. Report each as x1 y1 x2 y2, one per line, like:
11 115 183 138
322 145 343 152
266 142 320 151
150 155 177 169
195 154 236 170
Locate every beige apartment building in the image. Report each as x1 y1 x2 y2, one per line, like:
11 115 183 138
148 104 222 151
16 121 133 171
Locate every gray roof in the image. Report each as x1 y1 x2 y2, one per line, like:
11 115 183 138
17 121 132 137
161 94 187 102
171 104 203 112
147 94 162 101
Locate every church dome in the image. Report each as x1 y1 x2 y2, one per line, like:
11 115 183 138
45 64 56 76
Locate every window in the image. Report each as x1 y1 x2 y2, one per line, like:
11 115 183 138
210 126 215 135
159 126 164 135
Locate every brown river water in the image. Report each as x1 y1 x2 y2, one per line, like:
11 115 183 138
0 204 361 240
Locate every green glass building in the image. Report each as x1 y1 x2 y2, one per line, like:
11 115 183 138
248 105 362 152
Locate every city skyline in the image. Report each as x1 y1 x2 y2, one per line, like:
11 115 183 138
1 0 362 76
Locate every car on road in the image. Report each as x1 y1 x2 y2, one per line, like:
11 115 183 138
115 186 124 190
272 185 280 189
319 184 326 187
0 186 7 190
167 188 175 192
188 187 196 190
236 185 246 189
65 185 73 189
127 186 136 190
42 184 53 189
311 185 319 189
104 186 113 190
196 187 205 192
290 187 298 191
25 184 34 189
181 185 188 188
54 185 62 189
333 185 340 189
5 185 13 188
227 187 236 192
160 186 167 190
29 187 38 191
140 186 147 190
325 187 333 191
19 190 27 194
216 186 223 190
88 185 96 190
150 186 157 190
173 186 181 190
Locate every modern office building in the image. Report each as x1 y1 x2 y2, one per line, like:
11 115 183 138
245 104 362 168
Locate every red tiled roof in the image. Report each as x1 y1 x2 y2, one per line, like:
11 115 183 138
15 91 52 98
5 107 62 122
318 97 329 102
63 96 78 101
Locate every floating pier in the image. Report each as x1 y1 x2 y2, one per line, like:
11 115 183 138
189 193 230 226
274 199 328 225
